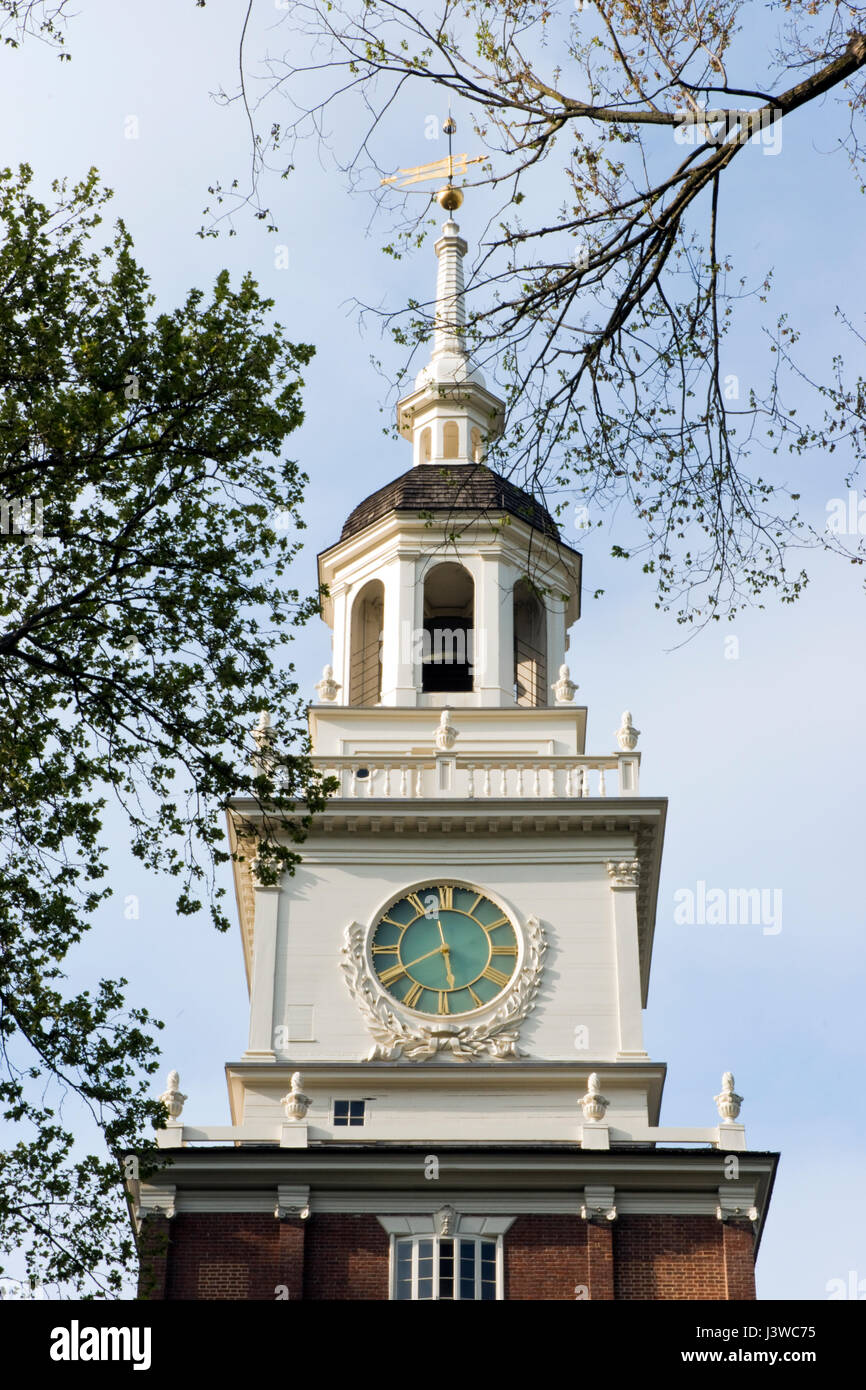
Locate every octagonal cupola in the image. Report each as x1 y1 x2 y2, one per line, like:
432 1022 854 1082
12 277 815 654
316 217 581 715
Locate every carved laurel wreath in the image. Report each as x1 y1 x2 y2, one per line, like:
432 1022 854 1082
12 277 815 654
341 914 547 1061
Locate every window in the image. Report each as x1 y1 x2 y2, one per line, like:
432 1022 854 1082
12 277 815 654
443 420 459 459
333 1100 365 1127
392 1236 499 1301
421 562 474 693
513 578 547 707
349 580 384 706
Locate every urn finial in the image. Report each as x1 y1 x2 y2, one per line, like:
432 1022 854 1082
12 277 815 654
580 1072 610 1123
714 1071 743 1123
281 1072 312 1122
434 707 458 751
159 1070 187 1120
252 710 276 773
315 664 341 703
615 710 640 751
551 664 577 704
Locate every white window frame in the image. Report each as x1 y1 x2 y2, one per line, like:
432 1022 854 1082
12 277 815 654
388 1233 503 1301
331 1098 367 1127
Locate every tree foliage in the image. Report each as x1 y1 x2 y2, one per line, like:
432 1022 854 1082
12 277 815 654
0 164 323 1294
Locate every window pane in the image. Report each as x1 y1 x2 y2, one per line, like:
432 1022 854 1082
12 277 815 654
459 1239 476 1300
333 1101 348 1126
395 1240 413 1301
480 1241 497 1300
439 1238 454 1300
417 1239 434 1300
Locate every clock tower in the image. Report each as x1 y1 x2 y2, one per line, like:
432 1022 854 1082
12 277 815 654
134 207 777 1302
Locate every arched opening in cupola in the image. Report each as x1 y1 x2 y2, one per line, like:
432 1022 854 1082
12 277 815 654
513 579 547 707
470 427 483 463
349 579 384 706
419 427 432 464
443 420 460 459
422 562 474 693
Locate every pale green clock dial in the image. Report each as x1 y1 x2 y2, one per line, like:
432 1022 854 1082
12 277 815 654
370 884 519 1016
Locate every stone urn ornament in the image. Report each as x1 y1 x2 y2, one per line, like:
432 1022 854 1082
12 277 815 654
434 708 458 751
281 1072 312 1122
714 1071 743 1123
580 1073 610 1123
315 664 341 702
551 664 577 703
615 711 640 751
159 1070 187 1121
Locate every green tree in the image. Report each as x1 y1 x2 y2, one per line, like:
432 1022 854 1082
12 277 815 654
0 164 323 1295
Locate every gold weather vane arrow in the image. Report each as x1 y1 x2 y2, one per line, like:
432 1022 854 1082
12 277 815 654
381 116 483 210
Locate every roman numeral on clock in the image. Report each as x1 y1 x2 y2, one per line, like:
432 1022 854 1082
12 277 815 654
438 885 453 910
379 963 407 986
372 944 399 954
486 915 509 929
437 991 450 1014
481 965 511 988
406 893 427 917
403 981 424 1008
491 946 517 955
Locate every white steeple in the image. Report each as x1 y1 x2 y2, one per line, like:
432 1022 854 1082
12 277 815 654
420 217 480 386
397 214 504 466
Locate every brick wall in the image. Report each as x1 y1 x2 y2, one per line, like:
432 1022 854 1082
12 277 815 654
157 1214 296 1301
614 1216 731 1300
504 1215 588 1300
139 1210 756 1301
303 1214 389 1300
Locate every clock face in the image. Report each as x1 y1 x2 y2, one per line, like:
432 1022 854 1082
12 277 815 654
370 884 519 1017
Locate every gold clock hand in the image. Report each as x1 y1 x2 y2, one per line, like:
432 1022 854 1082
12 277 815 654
435 919 456 988
401 944 446 970
442 948 455 990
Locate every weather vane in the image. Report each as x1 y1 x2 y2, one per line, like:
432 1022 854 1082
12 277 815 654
380 115 483 210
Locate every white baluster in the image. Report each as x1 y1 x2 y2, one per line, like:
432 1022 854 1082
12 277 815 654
350 765 359 798
466 765 476 799
598 766 606 797
400 765 408 797
516 764 525 797
367 767 375 796
415 764 424 798
483 764 491 797
566 765 574 798
548 764 556 797
383 764 392 797
533 765 541 797
499 765 508 797
581 767 589 798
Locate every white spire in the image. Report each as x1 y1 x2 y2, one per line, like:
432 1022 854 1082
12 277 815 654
397 212 504 467
416 218 485 390
432 220 468 364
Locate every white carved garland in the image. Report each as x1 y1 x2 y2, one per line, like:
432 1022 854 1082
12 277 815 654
341 914 547 1061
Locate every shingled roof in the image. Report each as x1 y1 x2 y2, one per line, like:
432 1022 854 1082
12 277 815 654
339 464 561 543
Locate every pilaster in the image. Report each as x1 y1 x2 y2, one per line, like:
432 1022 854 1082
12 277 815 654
244 877 281 1061
607 860 648 1059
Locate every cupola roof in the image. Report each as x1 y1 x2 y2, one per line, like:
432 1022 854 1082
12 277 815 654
338 462 565 545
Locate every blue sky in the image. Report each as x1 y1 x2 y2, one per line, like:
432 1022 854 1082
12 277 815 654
2 0 864 1300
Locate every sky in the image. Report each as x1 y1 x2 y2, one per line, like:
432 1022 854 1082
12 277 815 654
1 0 864 1301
